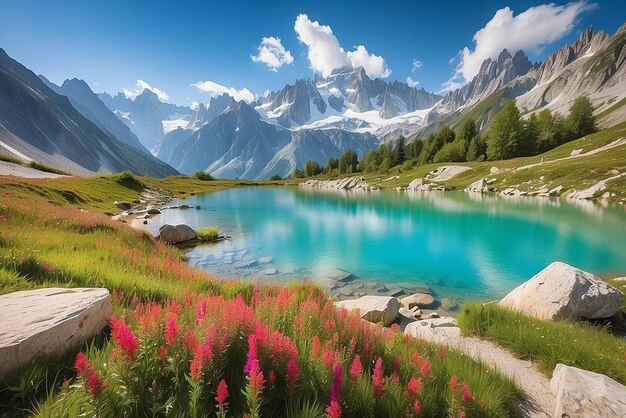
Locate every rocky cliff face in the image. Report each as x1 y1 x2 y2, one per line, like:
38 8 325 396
439 49 535 112
0 48 178 177
41 77 148 153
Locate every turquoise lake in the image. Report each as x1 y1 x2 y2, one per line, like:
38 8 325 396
146 187 626 302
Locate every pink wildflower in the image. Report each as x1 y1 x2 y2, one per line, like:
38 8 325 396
165 312 179 346
413 399 422 416
110 315 138 360
420 359 432 379
349 355 363 380
326 399 342 418
372 357 385 398
86 370 106 398
215 379 229 407
330 363 343 402
461 381 474 402
404 377 423 399
286 356 299 394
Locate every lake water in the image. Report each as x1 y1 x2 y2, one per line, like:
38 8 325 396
146 187 626 302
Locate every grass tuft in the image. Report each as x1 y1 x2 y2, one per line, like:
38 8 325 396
193 171 214 181
457 302 626 384
195 226 220 242
27 161 69 175
0 153 24 165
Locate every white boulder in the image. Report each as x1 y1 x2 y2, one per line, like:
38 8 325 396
0 288 113 377
404 317 460 343
335 296 400 326
499 262 624 320
551 364 626 418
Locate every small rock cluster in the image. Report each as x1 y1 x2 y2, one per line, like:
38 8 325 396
299 177 375 191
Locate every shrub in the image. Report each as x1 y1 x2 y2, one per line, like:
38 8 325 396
270 174 282 181
196 226 220 242
0 153 23 165
193 171 214 181
28 161 69 175
112 170 143 190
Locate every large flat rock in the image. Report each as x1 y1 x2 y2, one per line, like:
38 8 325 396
0 288 113 377
499 262 624 320
335 296 400 326
550 364 626 417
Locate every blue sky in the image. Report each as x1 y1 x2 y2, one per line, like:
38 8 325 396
1 0 624 106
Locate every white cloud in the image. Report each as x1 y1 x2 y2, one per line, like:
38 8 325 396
447 1 595 87
294 14 391 78
251 36 294 71
405 76 420 87
411 59 422 72
123 79 170 102
192 80 255 103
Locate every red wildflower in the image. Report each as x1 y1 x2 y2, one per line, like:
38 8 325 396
412 351 422 366
458 409 466 418
269 370 277 385
449 375 459 394
110 315 138 360
330 362 343 402
42 261 54 272
420 359 432 379
190 338 213 381
86 370 106 398
286 356 299 394
349 355 363 380
247 358 265 397
438 344 448 361
157 345 169 360
165 312 179 346
244 334 258 374
461 381 474 402
215 379 229 407
372 357 385 398
326 399 342 418
404 377 423 399
413 399 422 416
74 352 92 375
182 328 199 353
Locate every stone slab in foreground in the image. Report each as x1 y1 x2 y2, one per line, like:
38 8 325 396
551 364 626 418
499 262 623 320
335 295 400 326
0 288 113 377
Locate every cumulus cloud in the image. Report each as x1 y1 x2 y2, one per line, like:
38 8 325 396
294 14 391 78
192 80 255 103
447 0 595 88
405 76 420 87
411 59 422 72
123 80 170 102
251 36 294 71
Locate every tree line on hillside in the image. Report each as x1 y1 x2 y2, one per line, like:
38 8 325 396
292 96 597 178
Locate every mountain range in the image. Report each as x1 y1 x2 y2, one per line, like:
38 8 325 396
0 48 177 177
1 23 624 180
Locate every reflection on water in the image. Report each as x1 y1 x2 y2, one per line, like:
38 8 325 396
144 187 626 301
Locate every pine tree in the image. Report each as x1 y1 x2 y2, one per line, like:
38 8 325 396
487 101 522 160
393 136 406 166
457 119 477 142
567 96 596 139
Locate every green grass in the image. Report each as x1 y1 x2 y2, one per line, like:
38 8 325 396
27 161 70 175
0 153 24 165
457 303 626 384
195 226 220 242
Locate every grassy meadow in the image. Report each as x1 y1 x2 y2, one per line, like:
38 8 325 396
0 174 522 417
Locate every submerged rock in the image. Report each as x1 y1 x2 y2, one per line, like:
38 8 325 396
0 288 112 377
401 293 436 309
335 296 400 326
499 262 624 320
550 364 626 418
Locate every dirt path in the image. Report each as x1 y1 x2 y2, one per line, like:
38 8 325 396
404 323 555 417
0 161 67 179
